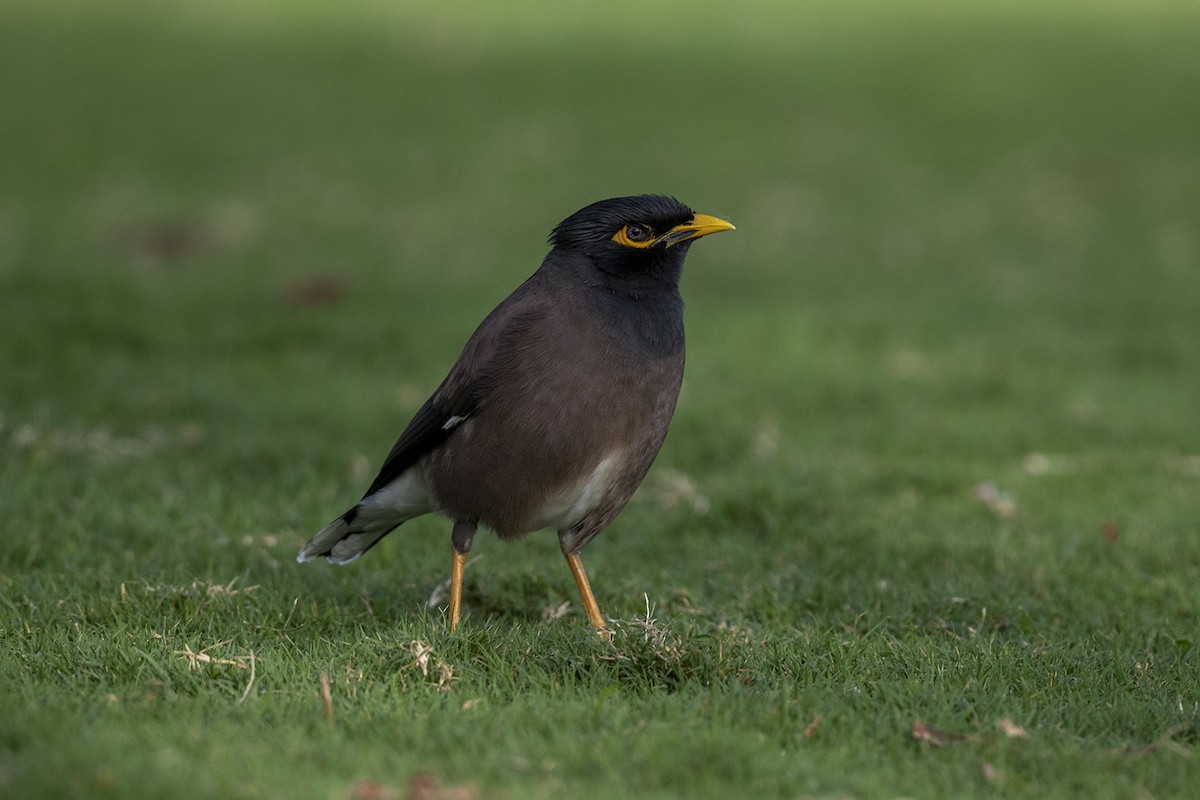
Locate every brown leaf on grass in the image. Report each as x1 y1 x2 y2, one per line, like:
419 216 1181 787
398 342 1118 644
281 273 347 308
912 719 980 747
406 771 479 800
178 423 205 446
803 714 823 740
120 219 213 262
406 774 438 800
1103 724 1194 759
996 717 1030 739
1103 743 1159 757
351 780 402 800
1100 520 1119 547
973 481 1016 518
981 762 1002 784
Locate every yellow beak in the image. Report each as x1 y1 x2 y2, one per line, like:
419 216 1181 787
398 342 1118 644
655 213 736 248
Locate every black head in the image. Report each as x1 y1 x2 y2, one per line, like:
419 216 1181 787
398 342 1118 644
548 195 734 285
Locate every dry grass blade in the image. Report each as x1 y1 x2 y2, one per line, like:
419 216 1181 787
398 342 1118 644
912 720 980 747
542 600 572 621
175 640 252 671
425 578 450 610
237 651 257 704
996 717 1030 739
411 641 434 677
193 577 259 597
425 557 479 609
319 671 333 722
408 640 457 691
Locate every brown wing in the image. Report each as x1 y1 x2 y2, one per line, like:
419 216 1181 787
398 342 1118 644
361 282 552 499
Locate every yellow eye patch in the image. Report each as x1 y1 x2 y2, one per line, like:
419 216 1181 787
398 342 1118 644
612 223 656 249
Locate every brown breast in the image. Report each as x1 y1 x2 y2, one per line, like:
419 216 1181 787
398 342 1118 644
423 298 684 539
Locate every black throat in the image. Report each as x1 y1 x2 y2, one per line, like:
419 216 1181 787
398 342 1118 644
586 278 685 362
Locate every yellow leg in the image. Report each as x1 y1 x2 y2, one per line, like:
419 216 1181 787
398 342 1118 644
448 548 468 632
565 551 607 633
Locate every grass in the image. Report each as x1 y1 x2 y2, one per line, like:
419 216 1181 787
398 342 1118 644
2 0 1199 797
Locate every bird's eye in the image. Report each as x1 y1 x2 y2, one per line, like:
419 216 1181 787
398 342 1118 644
611 222 657 249
625 224 652 242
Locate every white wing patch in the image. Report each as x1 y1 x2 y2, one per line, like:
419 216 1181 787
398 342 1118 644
442 414 468 431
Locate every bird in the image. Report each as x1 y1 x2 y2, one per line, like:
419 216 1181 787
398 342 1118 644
297 194 734 633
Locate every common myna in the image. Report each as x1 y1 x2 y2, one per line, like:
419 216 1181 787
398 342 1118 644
297 194 734 632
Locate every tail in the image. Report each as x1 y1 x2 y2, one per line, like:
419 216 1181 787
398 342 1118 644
298 467 434 565
296 507 401 565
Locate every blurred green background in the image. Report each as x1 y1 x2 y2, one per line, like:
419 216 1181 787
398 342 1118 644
2 1 1198 798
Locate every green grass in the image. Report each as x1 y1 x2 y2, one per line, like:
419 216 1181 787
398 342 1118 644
2 1 1199 797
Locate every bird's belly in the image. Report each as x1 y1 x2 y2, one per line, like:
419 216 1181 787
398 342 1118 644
527 452 627 532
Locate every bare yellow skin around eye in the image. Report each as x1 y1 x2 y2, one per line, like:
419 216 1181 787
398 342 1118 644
612 224 656 249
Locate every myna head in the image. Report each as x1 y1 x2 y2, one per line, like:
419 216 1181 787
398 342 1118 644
549 194 735 285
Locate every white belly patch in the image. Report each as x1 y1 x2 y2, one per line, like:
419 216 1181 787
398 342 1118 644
531 453 625 532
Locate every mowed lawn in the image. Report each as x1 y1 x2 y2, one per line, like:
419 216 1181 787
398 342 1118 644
2 1 1198 797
